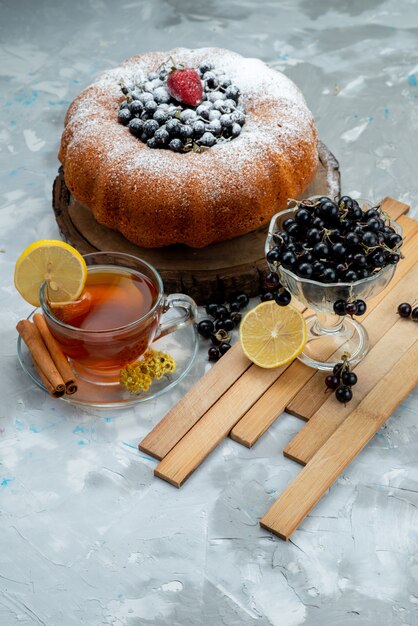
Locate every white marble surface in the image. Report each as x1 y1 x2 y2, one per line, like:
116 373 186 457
1 0 418 624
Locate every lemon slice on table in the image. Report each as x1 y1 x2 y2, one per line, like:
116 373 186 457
239 301 307 368
14 240 87 307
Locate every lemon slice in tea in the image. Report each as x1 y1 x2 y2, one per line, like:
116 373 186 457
14 240 87 307
239 301 307 368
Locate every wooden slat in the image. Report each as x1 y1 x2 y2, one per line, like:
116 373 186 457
154 361 292 487
379 196 409 220
287 215 418 420
230 360 311 447
231 217 418 447
260 340 418 540
138 342 251 459
284 313 418 465
139 299 306 460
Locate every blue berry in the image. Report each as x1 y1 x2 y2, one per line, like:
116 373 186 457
166 118 181 135
143 119 159 137
180 109 197 124
220 114 233 128
168 138 184 152
205 120 222 136
179 124 193 140
118 108 132 125
128 100 143 115
147 137 158 148
153 87 170 104
193 120 206 137
225 84 240 100
231 123 241 137
153 108 169 124
154 127 170 144
199 61 214 74
128 118 144 136
199 132 217 147
231 109 245 125
144 100 158 115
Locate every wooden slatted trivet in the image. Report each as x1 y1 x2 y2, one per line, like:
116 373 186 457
138 198 418 538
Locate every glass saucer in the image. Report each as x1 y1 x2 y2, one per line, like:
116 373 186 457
17 309 199 409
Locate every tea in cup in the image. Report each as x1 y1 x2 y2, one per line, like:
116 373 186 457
40 252 197 384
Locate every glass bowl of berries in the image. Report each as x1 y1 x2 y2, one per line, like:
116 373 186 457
265 195 403 371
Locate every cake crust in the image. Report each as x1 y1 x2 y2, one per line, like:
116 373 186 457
59 47 318 248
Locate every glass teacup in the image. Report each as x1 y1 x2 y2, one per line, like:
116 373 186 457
40 251 197 384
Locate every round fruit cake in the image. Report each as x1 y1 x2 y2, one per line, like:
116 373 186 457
58 47 318 248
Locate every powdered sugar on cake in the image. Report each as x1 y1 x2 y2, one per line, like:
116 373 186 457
59 47 318 247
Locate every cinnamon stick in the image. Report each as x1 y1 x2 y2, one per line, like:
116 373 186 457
33 313 77 395
33 359 65 398
16 320 65 395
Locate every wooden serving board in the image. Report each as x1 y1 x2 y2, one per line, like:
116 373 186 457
52 141 340 305
139 197 418 540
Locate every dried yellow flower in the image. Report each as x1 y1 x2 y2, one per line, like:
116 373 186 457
119 349 176 394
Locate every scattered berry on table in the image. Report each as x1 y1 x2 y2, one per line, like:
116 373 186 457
398 302 412 318
199 293 250 361
336 385 353 404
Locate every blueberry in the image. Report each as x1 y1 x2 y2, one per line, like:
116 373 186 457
362 231 378 247
353 253 367 267
197 319 215 338
231 123 242 137
221 98 237 112
297 262 313 278
138 91 155 103
322 267 337 283
154 127 170 144
179 124 194 140
209 109 222 121
398 303 412 318
306 228 322 245
345 302 358 316
153 108 169 125
147 137 158 148
387 233 402 249
354 299 367 315
220 77 232 88
199 61 214 74
236 293 250 308
207 90 226 102
166 118 181 135
128 118 144 136
143 119 159 137
199 132 216 147
119 100 129 109
333 300 347 315
144 100 157 115
313 242 329 259
318 200 339 223
266 247 281 265
153 87 171 104
197 106 211 120
336 385 353 404
208 346 220 361
275 289 292 306
192 120 206 138
206 303 218 317
220 113 233 128
344 270 359 282
261 291 275 302
339 195 354 210
180 109 197 124
118 108 132 125
215 305 228 320
265 271 281 288
203 71 219 89
280 250 297 270
205 120 222 136
129 100 143 115
342 371 358 386
346 232 360 247
219 342 232 355
215 318 234 332
295 208 311 227
231 109 245 125
168 138 184 152
331 242 346 260
225 84 240 100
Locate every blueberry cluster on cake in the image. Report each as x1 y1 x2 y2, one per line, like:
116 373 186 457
59 47 318 248
117 59 246 153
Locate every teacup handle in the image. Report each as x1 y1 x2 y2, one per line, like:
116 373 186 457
155 293 197 340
